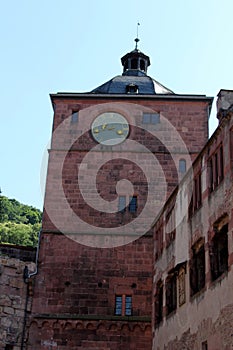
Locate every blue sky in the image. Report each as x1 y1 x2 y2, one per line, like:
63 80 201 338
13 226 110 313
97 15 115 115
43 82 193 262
1 0 233 209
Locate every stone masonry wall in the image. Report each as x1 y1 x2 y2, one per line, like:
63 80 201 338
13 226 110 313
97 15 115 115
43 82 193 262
0 245 36 350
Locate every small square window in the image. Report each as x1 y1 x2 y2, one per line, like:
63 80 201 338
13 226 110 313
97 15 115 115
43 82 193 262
142 113 151 124
142 113 160 125
151 113 160 124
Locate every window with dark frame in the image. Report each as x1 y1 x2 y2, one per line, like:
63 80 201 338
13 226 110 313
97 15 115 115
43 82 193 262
208 144 224 192
155 280 163 327
166 273 177 315
210 223 228 281
142 113 160 125
190 241 205 296
115 295 132 316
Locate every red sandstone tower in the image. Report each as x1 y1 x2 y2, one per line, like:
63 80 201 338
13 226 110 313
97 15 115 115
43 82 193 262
26 41 212 349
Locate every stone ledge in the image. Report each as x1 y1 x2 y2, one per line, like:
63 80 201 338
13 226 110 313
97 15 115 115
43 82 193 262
34 313 151 322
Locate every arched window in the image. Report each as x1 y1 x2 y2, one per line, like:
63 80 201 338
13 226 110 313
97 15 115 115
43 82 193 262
131 58 138 69
179 159 186 173
140 59 145 71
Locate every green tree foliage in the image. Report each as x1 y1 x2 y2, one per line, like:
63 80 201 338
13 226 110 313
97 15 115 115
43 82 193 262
0 194 41 247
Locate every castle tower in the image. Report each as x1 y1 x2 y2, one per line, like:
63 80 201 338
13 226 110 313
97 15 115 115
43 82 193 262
26 41 213 349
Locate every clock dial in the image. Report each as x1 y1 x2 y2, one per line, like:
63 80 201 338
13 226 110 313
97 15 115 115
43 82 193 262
91 112 129 145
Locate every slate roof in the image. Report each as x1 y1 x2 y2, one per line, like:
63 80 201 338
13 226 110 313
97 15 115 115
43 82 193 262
90 71 174 95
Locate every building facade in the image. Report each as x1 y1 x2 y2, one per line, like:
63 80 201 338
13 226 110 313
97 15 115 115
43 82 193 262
23 43 222 350
152 90 233 350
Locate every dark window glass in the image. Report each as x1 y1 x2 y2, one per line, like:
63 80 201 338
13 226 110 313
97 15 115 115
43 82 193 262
115 296 122 315
129 196 137 213
140 60 145 71
210 224 228 281
131 58 138 69
125 296 132 316
166 274 177 315
155 280 163 326
190 243 205 296
5 345 14 350
202 341 208 350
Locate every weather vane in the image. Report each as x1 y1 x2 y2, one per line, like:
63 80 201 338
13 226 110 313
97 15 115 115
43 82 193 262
135 22 140 49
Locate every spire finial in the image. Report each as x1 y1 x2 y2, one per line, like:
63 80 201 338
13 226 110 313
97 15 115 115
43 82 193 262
135 22 140 49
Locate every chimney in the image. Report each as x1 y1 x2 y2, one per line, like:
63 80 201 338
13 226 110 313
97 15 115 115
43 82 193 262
217 89 233 123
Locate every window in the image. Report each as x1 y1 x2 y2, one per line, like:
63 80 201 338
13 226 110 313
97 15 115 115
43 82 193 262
178 266 186 306
115 295 132 316
129 196 137 212
118 196 126 212
140 59 145 71
210 223 228 281
166 273 177 315
208 145 224 192
131 58 138 69
154 280 163 326
115 295 122 315
155 222 163 259
190 241 205 296
189 172 202 216
202 341 208 350
125 296 132 316
142 113 160 125
126 84 138 94
5 345 14 350
165 204 176 247
179 159 186 174
71 111 79 123
118 195 137 213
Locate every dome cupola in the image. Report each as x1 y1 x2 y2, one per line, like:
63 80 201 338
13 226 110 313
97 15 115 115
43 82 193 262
121 38 151 76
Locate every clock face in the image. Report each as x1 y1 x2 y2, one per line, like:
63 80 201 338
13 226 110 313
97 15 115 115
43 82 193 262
91 112 129 146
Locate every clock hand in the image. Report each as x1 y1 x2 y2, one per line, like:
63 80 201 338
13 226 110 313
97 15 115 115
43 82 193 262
102 124 107 130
